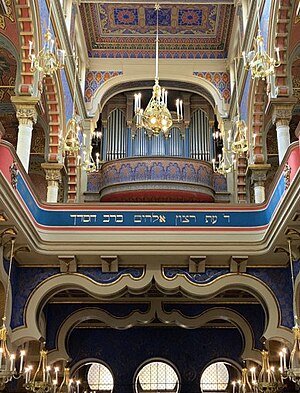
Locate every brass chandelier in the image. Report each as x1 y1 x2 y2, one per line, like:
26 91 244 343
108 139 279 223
58 51 95 173
212 59 248 176
231 58 249 156
280 237 300 387
133 3 183 138
242 0 280 80
24 351 80 393
0 239 26 390
28 1 65 77
231 237 300 393
232 350 283 393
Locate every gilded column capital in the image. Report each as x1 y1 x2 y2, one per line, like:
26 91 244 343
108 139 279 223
271 100 297 127
247 164 271 186
41 163 64 184
11 96 39 125
15 108 38 125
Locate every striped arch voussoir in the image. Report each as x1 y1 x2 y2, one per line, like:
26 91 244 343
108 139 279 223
44 76 60 163
252 79 267 164
15 0 35 95
274 0 291 96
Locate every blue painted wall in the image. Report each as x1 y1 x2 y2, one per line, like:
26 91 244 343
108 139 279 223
68 326 244 393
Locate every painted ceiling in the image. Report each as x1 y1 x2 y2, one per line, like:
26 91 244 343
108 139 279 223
79 2 235 59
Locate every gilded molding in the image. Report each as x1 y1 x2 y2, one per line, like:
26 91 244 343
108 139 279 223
41 163 64 184
15 108 37 125
248 164 271 186
0 0 14 30
283 163 292 190
11 97 39 125
272 105 295 126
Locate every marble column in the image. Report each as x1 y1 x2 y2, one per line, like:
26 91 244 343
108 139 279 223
41 163 64 203
272 102 295 164
248 164 271 204
11 97 39 172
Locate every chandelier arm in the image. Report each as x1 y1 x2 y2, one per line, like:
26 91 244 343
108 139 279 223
2 239 15 325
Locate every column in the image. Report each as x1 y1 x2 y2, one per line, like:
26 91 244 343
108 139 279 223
41 163 64 203
248 164 271 204
11 96 39 172
271 102 295 164
222 119 236 203
80 119 96 201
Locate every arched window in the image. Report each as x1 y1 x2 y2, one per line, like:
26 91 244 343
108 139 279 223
87 362 114 392
200 362 229 392
135 360 180 393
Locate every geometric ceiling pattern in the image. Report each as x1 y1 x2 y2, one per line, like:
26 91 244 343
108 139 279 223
80 3 234 59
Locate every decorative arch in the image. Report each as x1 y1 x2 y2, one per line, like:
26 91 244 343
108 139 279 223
43 74 64 163
47 306 260 364
11 270 293 349
86 75 228 124
14 0 64 163
272 0 292 97
0 34 21 95
14 0 38 95
250 79 267 164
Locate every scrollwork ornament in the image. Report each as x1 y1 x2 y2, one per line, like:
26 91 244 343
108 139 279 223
0 0 14 30
9 161 18 189
16 108 37 125
283 163 291 190
44 169 62 183
272 107 293 126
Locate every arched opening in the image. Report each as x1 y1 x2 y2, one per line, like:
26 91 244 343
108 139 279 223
135 360 180 393
200 361 239 393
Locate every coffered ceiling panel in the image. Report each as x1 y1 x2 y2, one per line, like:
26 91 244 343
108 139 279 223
79 2 234 59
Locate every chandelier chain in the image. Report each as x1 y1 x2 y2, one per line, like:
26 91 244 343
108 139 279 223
2 239 15 324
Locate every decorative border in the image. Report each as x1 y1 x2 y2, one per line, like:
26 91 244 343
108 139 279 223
0 142 299 231
193 72 231 103
84 70 123 102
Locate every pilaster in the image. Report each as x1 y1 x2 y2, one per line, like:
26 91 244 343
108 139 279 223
247 164 271 203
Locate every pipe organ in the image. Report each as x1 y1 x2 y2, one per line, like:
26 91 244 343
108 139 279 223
88 105 227 202
102 108 211 162
189 109 211 161
105 109 127 161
